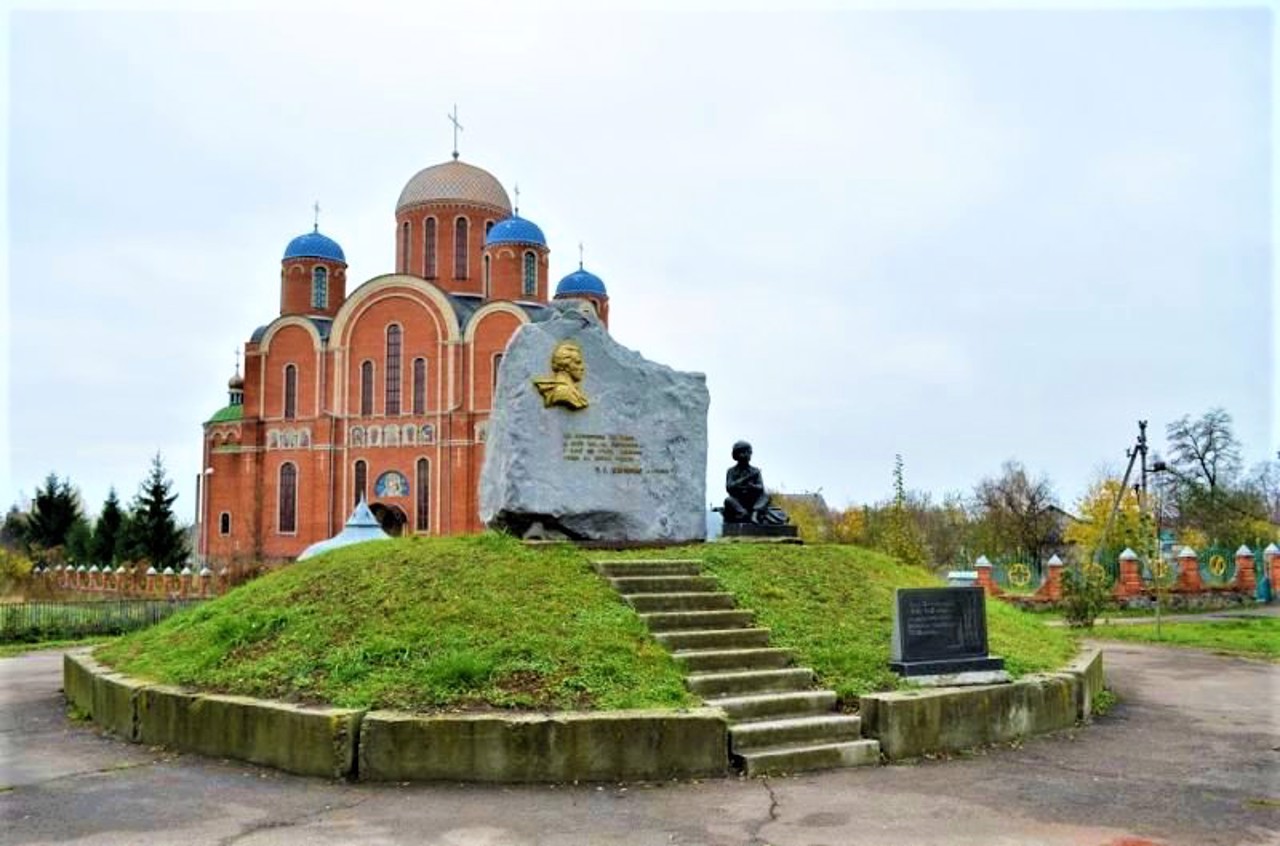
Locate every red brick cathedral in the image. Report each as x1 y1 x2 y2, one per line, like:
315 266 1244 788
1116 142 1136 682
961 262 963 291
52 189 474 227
198 152 611 564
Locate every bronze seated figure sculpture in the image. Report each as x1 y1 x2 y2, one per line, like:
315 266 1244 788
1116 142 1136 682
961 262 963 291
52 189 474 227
720 441 791 528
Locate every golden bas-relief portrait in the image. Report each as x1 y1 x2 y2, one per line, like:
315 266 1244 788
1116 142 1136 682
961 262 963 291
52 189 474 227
533 340 589 410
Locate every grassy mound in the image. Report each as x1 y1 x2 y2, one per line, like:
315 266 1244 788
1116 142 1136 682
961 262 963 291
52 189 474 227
97 534 693 712
601 544 1078 701
98 537 1076 713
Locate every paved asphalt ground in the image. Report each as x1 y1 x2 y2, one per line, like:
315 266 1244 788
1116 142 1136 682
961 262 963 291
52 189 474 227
2 643 1276 846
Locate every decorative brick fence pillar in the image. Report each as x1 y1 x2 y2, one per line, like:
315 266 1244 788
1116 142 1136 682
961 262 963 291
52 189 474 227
1175 547 1202 593
1035 554 1065 601
973 556 1001 596
145 566 158 594
1113 548 1143 599
199 567 213 597
1233 545 1256 595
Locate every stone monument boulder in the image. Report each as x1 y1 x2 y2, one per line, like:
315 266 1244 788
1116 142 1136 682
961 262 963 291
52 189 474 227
480 302 708 542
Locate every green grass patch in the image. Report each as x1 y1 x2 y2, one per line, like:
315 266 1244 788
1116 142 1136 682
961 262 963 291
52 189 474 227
600 544 1077 701
0 636 114 659
97 534 693 713
1087 618 1280 660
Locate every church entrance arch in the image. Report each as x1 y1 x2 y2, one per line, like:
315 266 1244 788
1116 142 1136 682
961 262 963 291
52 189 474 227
369 503 408 537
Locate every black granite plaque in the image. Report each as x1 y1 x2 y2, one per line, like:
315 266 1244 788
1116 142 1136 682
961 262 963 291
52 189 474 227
889 587 1005 676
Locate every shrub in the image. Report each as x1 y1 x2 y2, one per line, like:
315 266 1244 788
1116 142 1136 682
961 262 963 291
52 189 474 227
1059 566 1111 628
0 548 34 597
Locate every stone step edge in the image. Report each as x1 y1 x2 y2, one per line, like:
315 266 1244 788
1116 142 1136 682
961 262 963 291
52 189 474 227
735 738 879 757
673 647 792 660
706 689 839 716
728 714 864 749
734 739 881 769
591 558 706 562
640 610 756 626
624 592 737 601
685 667 815 683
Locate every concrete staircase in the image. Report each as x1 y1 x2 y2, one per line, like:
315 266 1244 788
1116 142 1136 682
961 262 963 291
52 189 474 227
592 559 880 776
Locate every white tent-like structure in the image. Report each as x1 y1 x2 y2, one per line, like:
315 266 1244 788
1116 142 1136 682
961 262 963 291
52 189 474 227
297 498 391 561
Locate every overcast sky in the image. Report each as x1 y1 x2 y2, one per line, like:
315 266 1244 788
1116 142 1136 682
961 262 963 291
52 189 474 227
2 4 1275 523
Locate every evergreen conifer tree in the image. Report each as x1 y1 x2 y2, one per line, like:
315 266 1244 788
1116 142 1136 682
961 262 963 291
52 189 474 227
124 454 189 571
26 473 83 551
92 488 125 567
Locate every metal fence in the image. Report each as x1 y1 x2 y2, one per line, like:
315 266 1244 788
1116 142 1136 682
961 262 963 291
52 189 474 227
0 598 203 642
989 554 1045 594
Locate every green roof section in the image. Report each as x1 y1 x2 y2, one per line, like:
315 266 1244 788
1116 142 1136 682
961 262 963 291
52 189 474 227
206 404 244 424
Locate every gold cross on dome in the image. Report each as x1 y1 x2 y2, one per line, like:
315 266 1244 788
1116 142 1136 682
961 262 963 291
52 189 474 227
313 201 320 232
448 104 463 160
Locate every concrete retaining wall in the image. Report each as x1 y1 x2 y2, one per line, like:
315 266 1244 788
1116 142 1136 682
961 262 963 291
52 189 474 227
65 648 1102 778
358 709 728 782
859 648 1105 761
63 651 730 782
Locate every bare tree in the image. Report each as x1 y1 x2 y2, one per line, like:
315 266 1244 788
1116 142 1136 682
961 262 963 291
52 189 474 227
971 460 1059 562
1164 408 1242 492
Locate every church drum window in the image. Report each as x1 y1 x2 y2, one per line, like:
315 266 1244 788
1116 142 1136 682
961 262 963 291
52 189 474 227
423 217 437 278
283 364 297 420
219 512 231 536
416 458 430 533
360 360 374 416
311 266 328 309
401 221 410 273
385 325 402 415
354 459 367 506
483 254 491 297
278 463 297 534
454 217 469 279
522 250 537 297
412 357 427 414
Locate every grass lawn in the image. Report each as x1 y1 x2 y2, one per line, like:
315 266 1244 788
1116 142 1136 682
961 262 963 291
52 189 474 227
1086 617 1279 660
599 544 1078 702
97 534 693 713
0 636 114 659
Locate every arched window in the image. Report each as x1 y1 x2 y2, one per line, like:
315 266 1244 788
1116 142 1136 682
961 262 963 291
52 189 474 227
483 254 491 297
385 325 402 415
413 357 427 414
485 220 494 235
283 364 297 420
423 217 437 278
416 458 430 533
354 460 367 506
401 220 411 273
278 463 297 533
522 251 537 297
360 360 374 416
493 353 504 394
311 266 328 309
219 512 231 536
454 217 469 279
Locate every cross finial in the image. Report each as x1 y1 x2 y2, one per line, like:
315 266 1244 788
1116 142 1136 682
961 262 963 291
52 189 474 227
448 104 463 161
234 349 241 377
513 182 520 214
313 201 320 232
578 241 584 269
